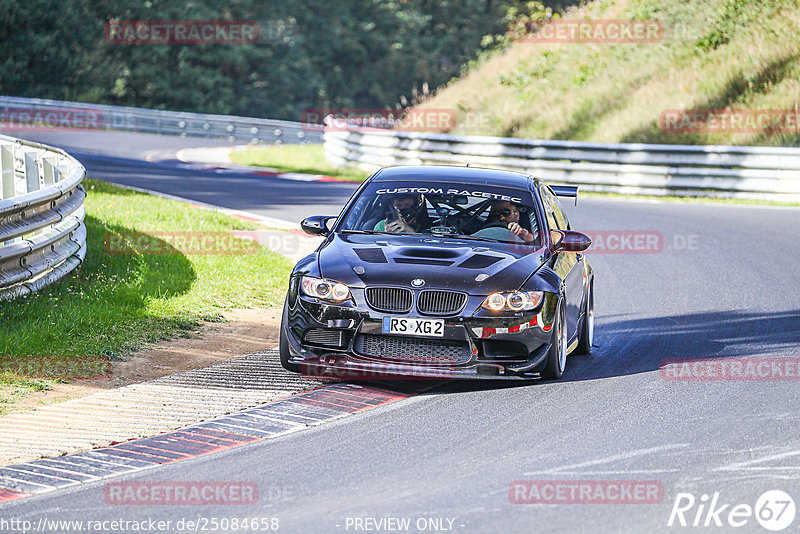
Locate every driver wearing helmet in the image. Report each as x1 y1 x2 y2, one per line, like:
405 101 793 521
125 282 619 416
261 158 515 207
374 193 431 233
486 200 536 242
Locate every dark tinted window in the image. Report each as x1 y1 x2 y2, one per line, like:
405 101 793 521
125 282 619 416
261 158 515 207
540 185 570 230
338 181 542 246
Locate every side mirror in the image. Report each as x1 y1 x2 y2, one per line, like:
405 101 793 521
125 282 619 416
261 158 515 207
551 230 591 252
301 215 336 237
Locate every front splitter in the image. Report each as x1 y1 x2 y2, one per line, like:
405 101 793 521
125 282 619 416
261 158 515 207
292 357 540 381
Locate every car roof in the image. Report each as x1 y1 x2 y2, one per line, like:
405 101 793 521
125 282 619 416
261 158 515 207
371 165 538 190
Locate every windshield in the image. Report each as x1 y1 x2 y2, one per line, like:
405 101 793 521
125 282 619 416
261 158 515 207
337 180 541 246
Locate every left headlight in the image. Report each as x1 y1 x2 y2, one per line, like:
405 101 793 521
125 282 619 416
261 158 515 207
481 290 543 312
300 276 351 303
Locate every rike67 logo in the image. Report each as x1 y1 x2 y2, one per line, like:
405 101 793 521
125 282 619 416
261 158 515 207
668 490 795 531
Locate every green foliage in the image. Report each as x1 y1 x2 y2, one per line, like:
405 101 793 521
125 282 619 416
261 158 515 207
0 0 99 101
0 0 577 120
498 50 556 99
424 0 800 146
503 1 559 46
695 0 797 53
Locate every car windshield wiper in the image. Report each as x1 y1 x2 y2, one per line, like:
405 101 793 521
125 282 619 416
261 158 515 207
340 229 396 236
427 232 500 243
342 229 534 245
431 231 540 246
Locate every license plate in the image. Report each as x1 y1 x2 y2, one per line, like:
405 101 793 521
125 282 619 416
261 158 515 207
382 317 444 337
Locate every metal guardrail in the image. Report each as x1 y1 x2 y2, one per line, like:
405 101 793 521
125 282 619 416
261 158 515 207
0 134 87 300
0 95 321 144
5 96 798 200
324 122 800 201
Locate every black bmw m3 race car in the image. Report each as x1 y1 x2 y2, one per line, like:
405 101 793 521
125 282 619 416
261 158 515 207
280 165 594 380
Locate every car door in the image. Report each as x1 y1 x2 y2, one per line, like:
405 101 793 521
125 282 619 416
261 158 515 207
540 185 584 343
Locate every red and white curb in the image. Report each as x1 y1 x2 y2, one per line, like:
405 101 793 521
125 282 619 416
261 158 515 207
0 383 408 504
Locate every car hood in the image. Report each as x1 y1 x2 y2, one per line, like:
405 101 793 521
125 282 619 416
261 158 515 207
317 233 550 294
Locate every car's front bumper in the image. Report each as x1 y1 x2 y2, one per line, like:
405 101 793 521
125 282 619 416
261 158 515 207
283 291 559 380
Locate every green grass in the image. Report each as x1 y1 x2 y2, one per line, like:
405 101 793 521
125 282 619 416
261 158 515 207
230 144 370 182
418 0 800 146
0 179 293 412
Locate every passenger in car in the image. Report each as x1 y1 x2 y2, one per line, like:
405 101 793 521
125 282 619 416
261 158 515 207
486 200 537 242
374 194 432 233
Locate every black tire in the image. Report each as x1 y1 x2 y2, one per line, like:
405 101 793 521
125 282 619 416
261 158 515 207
541 299 567 380
279 318 301 373
576 278 594 355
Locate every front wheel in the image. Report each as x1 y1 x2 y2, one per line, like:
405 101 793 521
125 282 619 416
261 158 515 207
576 278 594 354
279 303 300 373
541 299 567 380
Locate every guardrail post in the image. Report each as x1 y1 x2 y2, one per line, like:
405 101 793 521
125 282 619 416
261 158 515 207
23 150 40 193
42 156 58 186
57 161 72 183
0 143 13 200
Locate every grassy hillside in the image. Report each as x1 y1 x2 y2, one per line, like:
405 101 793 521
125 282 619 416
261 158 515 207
417 0 800 146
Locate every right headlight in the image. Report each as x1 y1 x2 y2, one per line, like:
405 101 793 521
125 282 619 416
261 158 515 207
481 291 543 312
300 276 351 303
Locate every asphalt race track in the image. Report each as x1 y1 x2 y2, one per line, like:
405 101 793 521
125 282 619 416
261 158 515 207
2 131 800 532
12 130 359 222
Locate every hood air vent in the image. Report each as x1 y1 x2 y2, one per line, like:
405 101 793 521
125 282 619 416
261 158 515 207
354 248 388 263
458 254 502 269
394 258 454 266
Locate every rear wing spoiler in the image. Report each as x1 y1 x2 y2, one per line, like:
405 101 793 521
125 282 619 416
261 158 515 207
551 185 579 205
